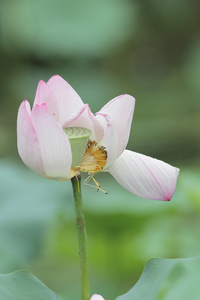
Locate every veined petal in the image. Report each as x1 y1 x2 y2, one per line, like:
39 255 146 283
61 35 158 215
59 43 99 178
63 104 104 142
31 104 72 180
96 94 135 168
47 75 84 126
90 295 105 300
108 150 179 201
33 80 59 121
17 100 46 177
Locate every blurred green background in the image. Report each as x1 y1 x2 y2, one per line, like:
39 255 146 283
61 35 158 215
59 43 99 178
0 0 200 299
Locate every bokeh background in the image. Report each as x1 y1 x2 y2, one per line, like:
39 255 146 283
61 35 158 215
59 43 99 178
0 0 200 299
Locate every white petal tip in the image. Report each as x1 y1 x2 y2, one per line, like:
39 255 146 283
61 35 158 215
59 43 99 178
90 295 105 300
162 167 180 201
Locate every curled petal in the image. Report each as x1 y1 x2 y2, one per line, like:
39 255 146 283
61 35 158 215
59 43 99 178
90 295 105 300
31 104 72 180
63 104 104 142
47 75 84 125
96 94 135 168
33 80 59 121
17 100 46 177
108 150 179 201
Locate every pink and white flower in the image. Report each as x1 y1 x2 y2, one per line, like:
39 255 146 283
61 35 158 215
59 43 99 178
17 75 179 201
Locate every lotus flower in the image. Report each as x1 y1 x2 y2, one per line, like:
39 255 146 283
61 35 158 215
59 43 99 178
17 75 179 200
90 295 105 300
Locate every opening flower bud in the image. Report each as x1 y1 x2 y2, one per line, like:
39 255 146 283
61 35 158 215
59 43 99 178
63 127 91 167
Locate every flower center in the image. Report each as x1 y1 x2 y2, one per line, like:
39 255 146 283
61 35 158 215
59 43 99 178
63 127 91 167
80 140 107 174
63 127 107 176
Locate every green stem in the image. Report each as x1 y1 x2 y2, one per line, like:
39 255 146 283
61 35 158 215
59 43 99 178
71 175 90 300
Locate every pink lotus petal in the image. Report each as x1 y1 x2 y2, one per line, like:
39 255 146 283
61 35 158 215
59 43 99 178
31 104 72 180
33 80 59 121
95 112 118 169
96 94 135 168
47 75 84 126
63 104 104 142
108 150 179 201
17 100 46 177
90 294 105 300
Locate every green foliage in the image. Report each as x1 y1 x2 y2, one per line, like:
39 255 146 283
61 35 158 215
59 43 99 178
116 256 200 300
0 271 58 300
0 159 73 273
0 0 136 58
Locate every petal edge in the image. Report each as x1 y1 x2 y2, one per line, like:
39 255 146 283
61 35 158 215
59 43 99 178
17 100 46 177
47 75 84 125
96 94 135 168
